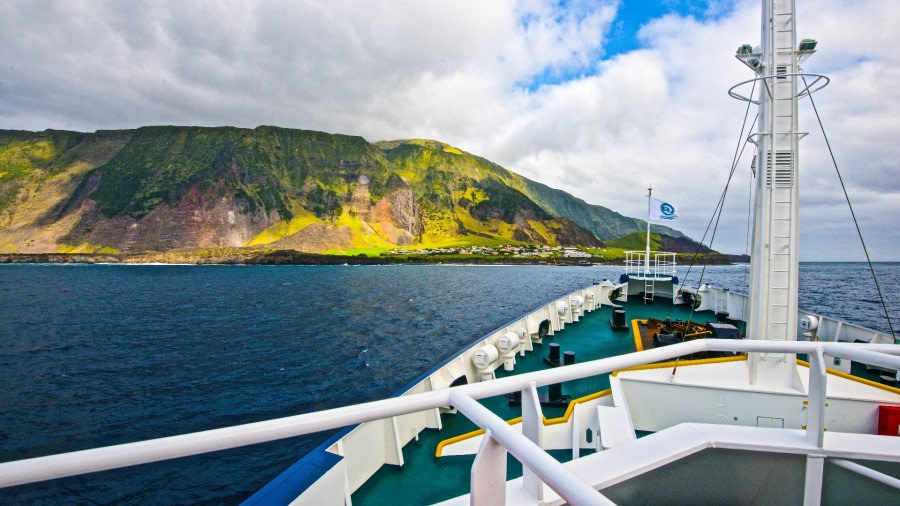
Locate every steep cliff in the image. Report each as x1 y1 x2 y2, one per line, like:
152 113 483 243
0 126 688 254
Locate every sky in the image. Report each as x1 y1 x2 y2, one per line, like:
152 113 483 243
1 0 898 261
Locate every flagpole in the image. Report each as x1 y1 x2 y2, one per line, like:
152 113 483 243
645 184 652 275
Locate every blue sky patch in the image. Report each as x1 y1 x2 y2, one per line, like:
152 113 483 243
519 0 737 92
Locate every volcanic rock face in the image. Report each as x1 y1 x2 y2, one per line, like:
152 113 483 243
368 175 422 246
268 223 354 252
0 126 689 254
61 181 279 253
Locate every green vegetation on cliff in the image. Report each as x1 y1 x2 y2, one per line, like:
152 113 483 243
0 126 708 257
88 125 388 220
606 231 713 253
0 130 89 213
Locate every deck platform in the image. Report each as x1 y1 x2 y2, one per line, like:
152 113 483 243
352 297 711 505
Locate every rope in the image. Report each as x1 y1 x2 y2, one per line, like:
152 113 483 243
801 75 896 342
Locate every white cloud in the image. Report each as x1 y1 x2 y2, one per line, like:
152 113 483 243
0 0 897 260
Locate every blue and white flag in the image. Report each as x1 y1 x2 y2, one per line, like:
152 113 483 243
650 198 678 221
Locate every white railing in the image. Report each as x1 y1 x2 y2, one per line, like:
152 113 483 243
831 459 900 489
0 340 898 503
699 284 895 346
624 251 676 278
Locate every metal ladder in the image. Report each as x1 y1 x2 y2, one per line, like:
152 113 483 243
644 278 655 303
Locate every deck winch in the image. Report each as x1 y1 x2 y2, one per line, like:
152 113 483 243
543 344 575 407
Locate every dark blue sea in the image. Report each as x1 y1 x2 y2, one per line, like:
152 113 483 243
0 263 897 504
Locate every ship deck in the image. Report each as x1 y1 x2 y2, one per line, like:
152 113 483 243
347 296 893 505
352 297 714 505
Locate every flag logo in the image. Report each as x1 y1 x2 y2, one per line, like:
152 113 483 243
650 198 678 221
660 202 676 218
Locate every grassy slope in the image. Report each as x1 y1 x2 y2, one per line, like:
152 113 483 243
0 130 89 214
89 125 390 220
418 150 685 241
0 128 699 255
0 129 133 253
510 174 684 241
605 231 664 250
374 140 653 248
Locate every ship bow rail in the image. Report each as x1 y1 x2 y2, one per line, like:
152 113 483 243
0 340 897 505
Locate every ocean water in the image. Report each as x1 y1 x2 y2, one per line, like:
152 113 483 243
0 262 896 504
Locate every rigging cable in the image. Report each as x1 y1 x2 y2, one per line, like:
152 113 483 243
740 151 754 337
801 75 896 342
667 81 758 374
674 115 757 343
669 81 758 321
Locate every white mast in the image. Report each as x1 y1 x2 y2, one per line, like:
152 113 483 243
645 184 652 275
742 0 809 389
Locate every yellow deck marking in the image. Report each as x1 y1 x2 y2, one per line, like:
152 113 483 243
611 355 747 377
434 389 612 457
436 332 898 457
796 359 900 395
631 319 646 351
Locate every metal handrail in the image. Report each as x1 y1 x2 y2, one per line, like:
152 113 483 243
624 251 676 278
0 340 897 490
831 459 900 490
450 390 615 505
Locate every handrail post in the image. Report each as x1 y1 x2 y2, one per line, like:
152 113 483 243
470 430 506 506
522 381 544 501
806 348 827 448
448 390 612 506
803 454 825 505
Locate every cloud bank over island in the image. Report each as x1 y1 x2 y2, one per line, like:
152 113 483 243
1 0 897 260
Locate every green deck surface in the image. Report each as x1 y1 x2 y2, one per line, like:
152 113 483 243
353 298 712 505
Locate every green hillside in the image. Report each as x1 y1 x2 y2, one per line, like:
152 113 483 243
606 231 714 253
0 126 700 256
514 178 684 241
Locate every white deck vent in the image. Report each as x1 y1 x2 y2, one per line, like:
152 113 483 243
776 64 789 80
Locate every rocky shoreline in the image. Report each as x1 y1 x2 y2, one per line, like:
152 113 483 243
0 249 744 266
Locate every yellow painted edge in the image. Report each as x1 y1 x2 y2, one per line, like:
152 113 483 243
434 416 522 458
434 389 613 457
611 355 748 377
631 319 646 352
544 388 612 426
435 428 485 457
796 359 900 395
